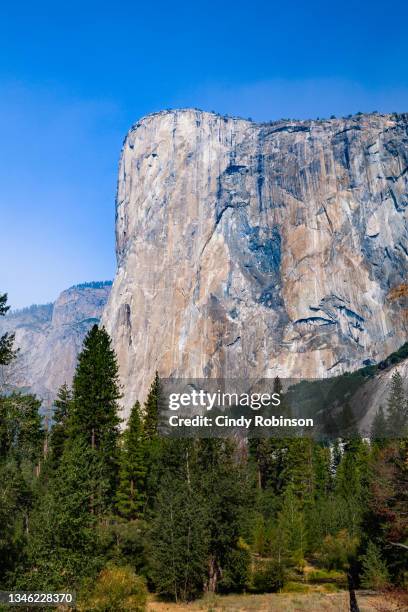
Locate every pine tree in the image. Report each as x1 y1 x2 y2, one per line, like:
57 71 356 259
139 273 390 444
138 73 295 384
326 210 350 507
367 440 408 584
116 401 147 519
0 293 17 366
386 371 408 438
195 439 248 592
49 383 72 469
0 458 33 586
69 325 121 508
281 438 316 503
277 483 307 570
150 472 208 602
26 437 101 589
360 541 389 589
142 373 164 511
0 393 43 464
143 372 160 440
335 435 370 537
370 406 387 448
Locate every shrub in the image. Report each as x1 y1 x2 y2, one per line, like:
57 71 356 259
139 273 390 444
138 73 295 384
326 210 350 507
307 568 346 583
218 545 251 593
79 565 147 611
280 581 309 593
252 560 286 593
97 519 148 575
320 530 359 570
359 542 389 590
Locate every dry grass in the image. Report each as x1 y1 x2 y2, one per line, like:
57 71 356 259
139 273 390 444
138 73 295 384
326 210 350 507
356 589 408 612
147 590 350 611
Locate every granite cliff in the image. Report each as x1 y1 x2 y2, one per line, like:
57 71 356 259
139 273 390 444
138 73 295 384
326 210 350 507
102 109 408 414
0 282 112 405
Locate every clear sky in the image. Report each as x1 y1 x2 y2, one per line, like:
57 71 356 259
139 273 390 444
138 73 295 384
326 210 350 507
1 0 408 308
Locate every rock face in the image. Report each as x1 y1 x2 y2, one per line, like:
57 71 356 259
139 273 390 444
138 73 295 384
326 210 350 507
0 282 112 405
102 109 408 415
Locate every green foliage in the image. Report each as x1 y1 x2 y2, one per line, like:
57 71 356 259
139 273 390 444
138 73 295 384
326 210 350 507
25 437 102 589
150 472 208 601
366 440 408 585
0 458 32 586
196 439 249 592
371 405 387 448
218 542 251 593
70 325 121 512
0 393 43 463
143 372 160 440
277 484 307 569
320 530 359 570
251 559 286 593
307 568 346 583
79 565 147 612
386 371 408 437
97 519 148 576
359 541 389 589
49 383 72 469
117 401 147 519
1 304 407 602
0 293 17 366
334 436 370 536
70 280 113 291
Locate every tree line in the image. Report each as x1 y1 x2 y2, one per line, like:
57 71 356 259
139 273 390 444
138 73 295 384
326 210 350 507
0 292 407 610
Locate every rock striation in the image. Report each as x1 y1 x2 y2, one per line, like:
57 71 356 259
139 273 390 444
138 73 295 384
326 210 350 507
0 282 112 405
101 109 408 415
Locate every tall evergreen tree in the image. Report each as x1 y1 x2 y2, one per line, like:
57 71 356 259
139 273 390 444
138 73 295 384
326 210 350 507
142 373 165 511
150 442 208 602
277 483 307 570
143 371 160 440
0 394 43 464
370 405 387 449
116 401 147 519
0 393 43 587
359 541 389 589
367 440 408 584
195 439 247 592
69 325 121 508
49 383 72 469
26 437 101 589
386 371 408 438
335 435 370 537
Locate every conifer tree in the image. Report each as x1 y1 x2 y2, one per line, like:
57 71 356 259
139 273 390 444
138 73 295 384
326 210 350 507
0 393 43 464
0 293 17 366
335 435 369 536
116 401 147 519
195 439 248 592
142 372 164 510
150 471 208 602
277 483 307 570
367 440 408 583
143 371 160 440
360 541 389 589
26 437 101 589
49 383 72 469
370 405 387 448
281 438 316 503
386 371 408 438
69 325 121 506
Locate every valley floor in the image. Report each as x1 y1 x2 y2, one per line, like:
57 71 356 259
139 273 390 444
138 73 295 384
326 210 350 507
147 589 406 611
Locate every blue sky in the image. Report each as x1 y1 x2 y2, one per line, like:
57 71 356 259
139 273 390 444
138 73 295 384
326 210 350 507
1 0 408 308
